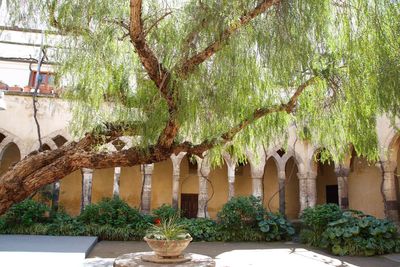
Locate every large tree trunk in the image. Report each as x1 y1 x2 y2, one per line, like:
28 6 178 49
0 136 174 215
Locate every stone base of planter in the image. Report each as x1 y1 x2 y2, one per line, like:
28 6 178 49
141 253 191 263
114 252 215 267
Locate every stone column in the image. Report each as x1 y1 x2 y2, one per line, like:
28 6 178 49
247 149 266 200
113 167 121 198
170 152 187 209
223 153 237 201
51 180 60 212
81 168 93 212
380 161 399 223
307 171 317 208
298 172 308 214
278 170 286 215
195 155 211 218
141 164 154 214
334 166 350 210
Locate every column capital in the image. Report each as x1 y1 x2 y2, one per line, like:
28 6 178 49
277 171 286 180
82 168 93 174
195 155 211 177
377 160 397 173
334 166 350 177
141 163 154 174
297 172 308 180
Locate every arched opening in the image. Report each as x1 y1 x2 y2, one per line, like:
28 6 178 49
41 143 51 151
52 135 68 148
263 157 279 212
314 150 338 205
0 133 5 144
285 157 300 219
0 142 21 175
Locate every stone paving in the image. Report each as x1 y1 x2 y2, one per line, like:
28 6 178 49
86 241 400 267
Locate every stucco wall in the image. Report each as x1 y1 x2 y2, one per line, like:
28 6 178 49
285 158 300 219
59 170 82 216
348 157 384 218
316 161 337 205
263 159 279 212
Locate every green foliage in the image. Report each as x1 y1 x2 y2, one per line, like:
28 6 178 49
78 198 143 228
258 212 295 241
300 204 342 246
300 204 400 256
145 217 191 241
5 0 400 164
180 218 219 241
217 196 293 241
152 204 180 221
323 211 400 256
3 199 49 227
47 212 85 236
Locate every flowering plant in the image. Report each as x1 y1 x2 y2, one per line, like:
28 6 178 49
145 216 191 240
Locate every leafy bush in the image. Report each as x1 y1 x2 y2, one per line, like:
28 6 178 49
47 212 85 236
152 204 180 221
181 218 219 241
78 198 143 227
323 211 400 256
258 212 295 241
300 204 342 246
217 196 293 241
3 199 49 227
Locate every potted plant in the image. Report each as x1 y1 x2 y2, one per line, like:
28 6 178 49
144 216 192 259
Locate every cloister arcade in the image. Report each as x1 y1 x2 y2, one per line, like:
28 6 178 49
0 94 399 222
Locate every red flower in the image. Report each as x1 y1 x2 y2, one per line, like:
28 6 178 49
154 218 161 225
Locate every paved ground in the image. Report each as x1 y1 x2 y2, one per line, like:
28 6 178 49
86 241 400 267
0 235 97 267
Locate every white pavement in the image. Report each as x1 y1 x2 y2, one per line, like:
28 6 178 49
0 235 98 267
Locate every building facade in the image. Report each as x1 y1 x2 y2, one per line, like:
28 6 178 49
0 27 400 222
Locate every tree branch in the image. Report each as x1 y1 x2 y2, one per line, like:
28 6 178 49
174 76 318 156
177 0 280 78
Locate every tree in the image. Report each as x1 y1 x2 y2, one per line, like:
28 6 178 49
0 0 399 214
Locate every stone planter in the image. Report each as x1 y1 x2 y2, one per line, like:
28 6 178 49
144 237 192 258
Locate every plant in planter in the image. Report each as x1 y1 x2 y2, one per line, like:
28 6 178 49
144 216 192 261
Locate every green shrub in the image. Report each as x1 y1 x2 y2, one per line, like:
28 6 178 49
217 196 272 241
152 204 180 221
258 212 295 241
323 211 400 256
78 198 143 227
47 212 85 236
3 199 49 227
180 218 218 241
300 204 342 246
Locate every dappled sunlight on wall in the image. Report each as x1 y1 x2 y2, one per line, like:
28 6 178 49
348 157 384 218
152 160 173 210
59 170 82 216
264 159 279 213
285 158 299 219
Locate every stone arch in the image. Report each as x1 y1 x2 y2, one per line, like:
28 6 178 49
0 128 26 158
266 145 305 174
0 142 21 175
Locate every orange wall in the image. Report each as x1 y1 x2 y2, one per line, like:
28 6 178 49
152 160 173 210
92 168 114 203
59 170 82 216
348 157 384 218
285 158 300 219
264 159 279 212
316 161 337 205
119 166 141 208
